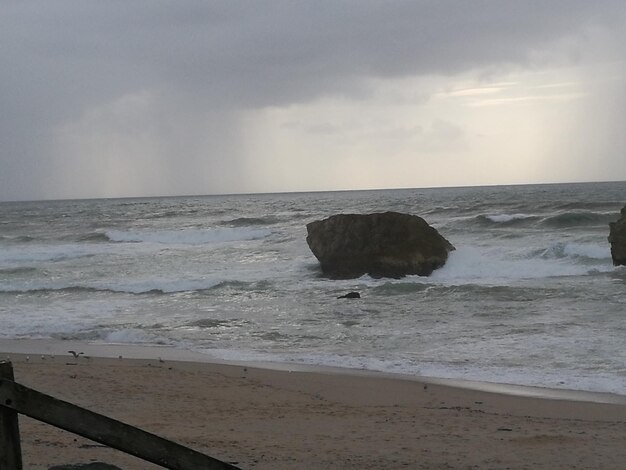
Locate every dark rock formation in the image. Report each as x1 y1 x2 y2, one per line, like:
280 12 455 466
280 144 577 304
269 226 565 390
337 291 360 299
306 211 455 279
608 204 626 266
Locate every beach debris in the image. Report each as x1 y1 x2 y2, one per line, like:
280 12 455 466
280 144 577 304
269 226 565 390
337 291 360 299
306 211 455 279
68 350 84 359
608 204 626 265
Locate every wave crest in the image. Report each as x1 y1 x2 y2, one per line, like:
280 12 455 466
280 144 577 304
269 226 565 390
473 210 618 229
77 232 110 242
541 211 618 228
221 216 278 227
536 242 610 261
105 227 271 245
477 213 539 226
0 278 274 295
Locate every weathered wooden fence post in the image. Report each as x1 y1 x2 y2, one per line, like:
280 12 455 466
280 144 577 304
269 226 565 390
0 361 240 469
0 361 23 470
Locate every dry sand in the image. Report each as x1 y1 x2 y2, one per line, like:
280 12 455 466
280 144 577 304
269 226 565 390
1 341 625 470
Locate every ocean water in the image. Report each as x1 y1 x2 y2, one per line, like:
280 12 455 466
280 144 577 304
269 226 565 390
1 182 625 394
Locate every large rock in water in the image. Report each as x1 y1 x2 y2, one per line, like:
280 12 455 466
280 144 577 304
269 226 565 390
608 204 626 265
306 211 455 279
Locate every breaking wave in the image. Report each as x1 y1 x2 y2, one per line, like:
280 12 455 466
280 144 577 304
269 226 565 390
535 242 610 261
476 213 539 226
429 244 612 284
52 328 172 345
221 216 279 227
0 278 273 295
473 210 619 229
103 328 170 344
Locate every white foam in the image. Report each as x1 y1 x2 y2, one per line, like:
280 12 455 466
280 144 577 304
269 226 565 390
430 245 611 284
414 362 626 395
103 328 169 345
562 242 610 260
106 227 271 245
197 350 626 395
286 352 416 375
539 241 611 260
198 348 287 364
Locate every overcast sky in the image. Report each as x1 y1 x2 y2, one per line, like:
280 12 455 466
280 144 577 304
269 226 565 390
1 1 625 201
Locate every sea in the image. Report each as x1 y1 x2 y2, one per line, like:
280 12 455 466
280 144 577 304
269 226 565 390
1 181 625 394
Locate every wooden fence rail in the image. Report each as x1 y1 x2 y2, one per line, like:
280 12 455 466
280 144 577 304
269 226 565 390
0 361 241 470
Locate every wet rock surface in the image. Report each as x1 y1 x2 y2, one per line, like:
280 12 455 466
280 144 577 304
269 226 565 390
608 204 626 265
306 211 455 279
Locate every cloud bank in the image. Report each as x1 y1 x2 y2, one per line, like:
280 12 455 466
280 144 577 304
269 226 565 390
1 1 624 200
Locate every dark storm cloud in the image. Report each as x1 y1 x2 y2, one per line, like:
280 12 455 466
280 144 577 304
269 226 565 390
0 0 624 199
3 0 623 109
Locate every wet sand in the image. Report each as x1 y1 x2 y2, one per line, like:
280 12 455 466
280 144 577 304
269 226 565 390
1 340 625 469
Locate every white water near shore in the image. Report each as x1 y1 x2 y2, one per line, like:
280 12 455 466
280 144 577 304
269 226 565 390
2 338 625 406
1 182 625 394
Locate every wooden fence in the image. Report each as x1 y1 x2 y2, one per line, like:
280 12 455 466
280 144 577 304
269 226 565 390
0 361 241 470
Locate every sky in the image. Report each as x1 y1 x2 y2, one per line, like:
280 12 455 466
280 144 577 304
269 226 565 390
1 1 625 201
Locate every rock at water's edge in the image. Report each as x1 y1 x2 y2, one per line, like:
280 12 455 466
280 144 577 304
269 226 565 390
306 211 455 279
337 291 361 299
608 204 626 266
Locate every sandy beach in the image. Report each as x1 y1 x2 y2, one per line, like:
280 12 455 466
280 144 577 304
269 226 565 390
1 341 625 470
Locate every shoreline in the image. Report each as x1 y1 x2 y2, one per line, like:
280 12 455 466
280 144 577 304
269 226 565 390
2 338 626 469
2 337 624 405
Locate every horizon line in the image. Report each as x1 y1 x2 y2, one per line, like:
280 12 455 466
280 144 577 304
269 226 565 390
2 178 625 204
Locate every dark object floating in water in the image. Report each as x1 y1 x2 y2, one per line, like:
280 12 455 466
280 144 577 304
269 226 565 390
307 211 455 279
608 204 626 266
337 291 360 299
